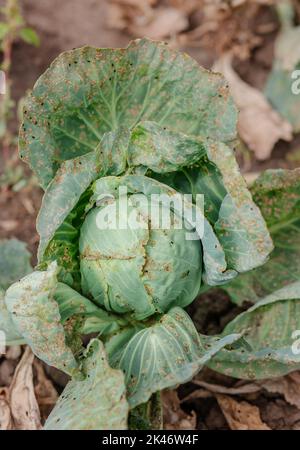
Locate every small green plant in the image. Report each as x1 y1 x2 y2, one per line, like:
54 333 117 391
0 39 299 430
0 0 39 186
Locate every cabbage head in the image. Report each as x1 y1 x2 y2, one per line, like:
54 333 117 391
79 176 202 319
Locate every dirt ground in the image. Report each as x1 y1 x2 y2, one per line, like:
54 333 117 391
1 0 300 430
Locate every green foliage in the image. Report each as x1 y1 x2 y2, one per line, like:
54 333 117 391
44 339 128 430
209 282 300 379
19 27 40 47
0 238 32 290
0 39 293 430
224 169 300 304
0 0 39 124
0 238 31 344
5 262 79 376
19 39 237 189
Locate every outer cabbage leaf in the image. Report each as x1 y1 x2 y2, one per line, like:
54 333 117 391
0 238 32 290
0 239 32 345
5 262 78 376
44 339 128 430
136 122 273 273
209 281 300 379
54 282 128 337
20 38 237 188
107 307 241 407
0 289 24 345
265 64 300 132
224 169 300 304
37 152 100 259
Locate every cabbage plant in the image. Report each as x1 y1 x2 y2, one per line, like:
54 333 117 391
1 39 299 430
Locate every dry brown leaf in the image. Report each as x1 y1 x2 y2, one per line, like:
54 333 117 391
169 0 200 15
162 390 196 430
0 359 17 386
193 380 261 395
0 220 18 231
0 388 13 430
34 360 58 422
259 372 300 410
129 7 188 39
108 0 189 39
107 0 157 31
260 398 300 430
9 347 41 430
5 345 22 360
213 55 293 160
181 388 212 404
216 394 271 430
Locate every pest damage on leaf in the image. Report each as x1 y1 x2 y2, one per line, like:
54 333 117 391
1 33 297 431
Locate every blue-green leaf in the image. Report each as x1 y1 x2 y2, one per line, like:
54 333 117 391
44 339 128 430
0 239 32 290
209 281 300 379
19 38 237 188
224 169 300 304
107 307 241 407
5 262 78 376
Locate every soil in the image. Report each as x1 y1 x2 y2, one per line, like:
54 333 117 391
1 0 300 430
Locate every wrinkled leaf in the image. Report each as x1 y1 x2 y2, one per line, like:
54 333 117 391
225 169 300 304
44 339 128 430
38 120 272 282
216 394 270 430
141 123 273 274
108 306 241 407
209 281 300 379
33 360 58 422
19 38 237 188
214 55 292 160
9 347 41 430
162 390 196 430
0 389 13 430
258 372 300 410
54 281 125 336
37 152 100 259
5 262 78 376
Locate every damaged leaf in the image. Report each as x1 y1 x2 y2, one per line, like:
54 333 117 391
225 168 300 304
209 281 300 379
0 239 32 345
107 307 241 407
20 38 237 188
5 262 78 376
44 339 128 430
